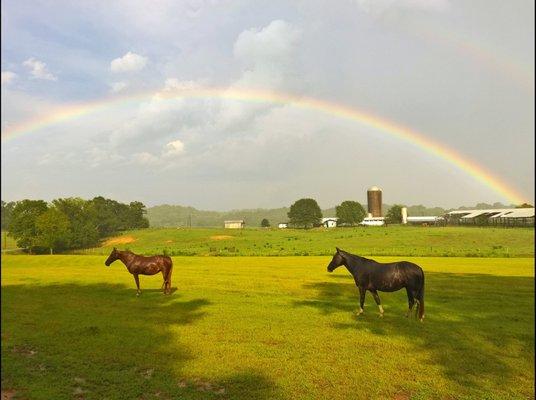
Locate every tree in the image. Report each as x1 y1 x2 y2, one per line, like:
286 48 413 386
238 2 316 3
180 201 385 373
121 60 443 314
288 198 322 228
52 198 100 249
1 200 16 230
261 218 270 227
8 200 49 251
516 203 533 208
128 201 150 228
336 201 366 226
35 208 71 254
385 204 404 224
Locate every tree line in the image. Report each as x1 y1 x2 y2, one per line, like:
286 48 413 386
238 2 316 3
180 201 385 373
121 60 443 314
255 198 405 228
1 197 149 254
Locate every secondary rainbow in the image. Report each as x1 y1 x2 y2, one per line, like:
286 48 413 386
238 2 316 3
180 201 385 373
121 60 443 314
1 86 527 204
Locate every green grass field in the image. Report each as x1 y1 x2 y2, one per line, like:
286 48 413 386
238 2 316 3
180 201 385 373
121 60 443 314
2 255 534 399
72 226 534 258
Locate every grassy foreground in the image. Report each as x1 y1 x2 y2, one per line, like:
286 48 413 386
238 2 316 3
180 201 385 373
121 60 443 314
75 226 533 258
2 255 534 400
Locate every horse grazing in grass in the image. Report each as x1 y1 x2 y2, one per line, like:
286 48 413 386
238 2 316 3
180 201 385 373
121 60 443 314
105 248 173 296
327 247 425 321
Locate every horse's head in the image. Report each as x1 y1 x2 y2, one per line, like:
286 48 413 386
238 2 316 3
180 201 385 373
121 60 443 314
105 248 119 266
327 247 346 272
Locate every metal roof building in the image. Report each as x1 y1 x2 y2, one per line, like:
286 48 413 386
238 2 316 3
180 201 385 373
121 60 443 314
446 208 534 226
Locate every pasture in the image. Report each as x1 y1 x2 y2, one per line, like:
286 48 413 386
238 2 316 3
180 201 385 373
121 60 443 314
2 255 534 400
74 226 533 258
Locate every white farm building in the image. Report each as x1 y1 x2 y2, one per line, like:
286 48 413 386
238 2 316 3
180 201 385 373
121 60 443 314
224 220 245 229
321 218 338 228
446 208 534 226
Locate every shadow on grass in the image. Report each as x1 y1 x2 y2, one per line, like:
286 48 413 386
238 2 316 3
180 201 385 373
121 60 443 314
293 272 535 396
1 283 279 400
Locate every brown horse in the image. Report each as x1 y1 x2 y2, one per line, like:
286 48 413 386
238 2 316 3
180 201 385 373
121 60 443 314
105 248 173 295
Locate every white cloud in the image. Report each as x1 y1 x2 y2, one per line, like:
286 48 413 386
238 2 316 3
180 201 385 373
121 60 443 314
234 19 301 69
163 78 202 92
355 0 450 14
134 151 160 165
110 81 128 93
164 139 185 156
22 58 57 81
1 71 17 85
110 52 148 73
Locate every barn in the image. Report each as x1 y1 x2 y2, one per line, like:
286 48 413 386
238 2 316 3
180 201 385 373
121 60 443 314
321 218 338 228
446 208 534 226
224 220 245 229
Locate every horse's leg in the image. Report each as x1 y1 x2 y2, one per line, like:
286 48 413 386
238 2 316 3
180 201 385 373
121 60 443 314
161 270 166 292
413 290 420 319
133 274 141 296
405 287 415 317
370 290 384 317
357 287 365 315
165 263 173 295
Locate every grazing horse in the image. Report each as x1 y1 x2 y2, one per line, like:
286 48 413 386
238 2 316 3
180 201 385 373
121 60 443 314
327 247 425 321
105 248 173 296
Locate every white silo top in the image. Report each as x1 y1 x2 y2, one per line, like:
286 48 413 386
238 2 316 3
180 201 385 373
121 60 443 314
368 186 382 191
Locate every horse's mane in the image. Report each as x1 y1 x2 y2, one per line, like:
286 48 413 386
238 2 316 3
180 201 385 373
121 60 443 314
340 250 374 264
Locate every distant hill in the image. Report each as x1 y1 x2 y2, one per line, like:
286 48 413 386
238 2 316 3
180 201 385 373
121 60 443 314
147 202 515 227
147 205 292 228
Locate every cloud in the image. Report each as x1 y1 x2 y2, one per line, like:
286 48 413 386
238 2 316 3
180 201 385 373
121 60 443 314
354 0 450 14
22 58 57 81
131 140 185 167
163 78 202 92
164 139 185 156
110 81 128 93
233 19 301 75
134 151 160 165
1 71 17 85
110 52 148 73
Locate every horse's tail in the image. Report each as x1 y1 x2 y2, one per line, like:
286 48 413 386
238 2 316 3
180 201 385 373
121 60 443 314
417 270 425 321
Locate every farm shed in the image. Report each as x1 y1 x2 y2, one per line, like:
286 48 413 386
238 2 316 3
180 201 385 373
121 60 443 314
278 223 288 229
224 220 245 229
321 218 338 228
406 216 446 226
446 208 534 226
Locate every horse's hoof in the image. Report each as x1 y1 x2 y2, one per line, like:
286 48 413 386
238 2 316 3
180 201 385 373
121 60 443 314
378 314 384 318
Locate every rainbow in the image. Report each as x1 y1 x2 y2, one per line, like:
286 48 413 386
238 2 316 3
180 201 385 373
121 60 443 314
1 86 528 204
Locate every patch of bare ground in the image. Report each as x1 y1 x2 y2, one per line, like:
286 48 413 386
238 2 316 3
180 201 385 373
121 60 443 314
1 390 17 400
392 393 411 400
103 235 136 246
177 379 226 395
11 345 37 357
210 235 234 241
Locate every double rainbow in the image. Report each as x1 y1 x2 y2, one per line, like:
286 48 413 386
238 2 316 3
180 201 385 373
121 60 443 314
1 86 527 204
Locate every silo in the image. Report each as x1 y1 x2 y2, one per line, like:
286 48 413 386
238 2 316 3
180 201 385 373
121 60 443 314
401 207 408 224
367 186 382 217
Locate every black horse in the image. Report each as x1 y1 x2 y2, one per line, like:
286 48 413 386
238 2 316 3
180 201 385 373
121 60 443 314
327 247 425 321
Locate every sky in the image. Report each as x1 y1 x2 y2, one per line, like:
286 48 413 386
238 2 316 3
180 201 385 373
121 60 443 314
1 0 534 210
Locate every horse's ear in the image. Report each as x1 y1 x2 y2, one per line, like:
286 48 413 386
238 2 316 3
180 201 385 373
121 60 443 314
113 247 117 251
336 247 341 253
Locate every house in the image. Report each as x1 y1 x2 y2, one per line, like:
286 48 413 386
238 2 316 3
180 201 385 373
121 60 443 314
224 220 245 229
321 217 338 228
278 223 288 229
